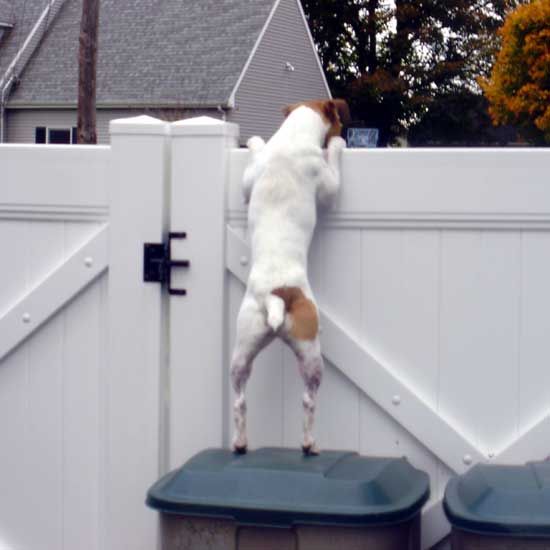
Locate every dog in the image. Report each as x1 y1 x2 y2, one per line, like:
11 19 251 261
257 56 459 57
230 99 350 455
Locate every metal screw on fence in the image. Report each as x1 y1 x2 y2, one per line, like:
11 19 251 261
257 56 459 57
22 313 31 323
84 256 93 267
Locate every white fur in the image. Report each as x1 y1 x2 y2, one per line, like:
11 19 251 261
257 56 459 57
265 293 285 332
230 105 345 454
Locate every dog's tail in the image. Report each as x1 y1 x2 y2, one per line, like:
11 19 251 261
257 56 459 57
266 287 319 340
265 293 286 332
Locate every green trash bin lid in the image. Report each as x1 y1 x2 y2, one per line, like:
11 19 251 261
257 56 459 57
444 461 550 537
146 447 430 527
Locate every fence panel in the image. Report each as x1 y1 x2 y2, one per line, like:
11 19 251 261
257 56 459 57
0 120 170 550
226 146 550 548
0 145 109 550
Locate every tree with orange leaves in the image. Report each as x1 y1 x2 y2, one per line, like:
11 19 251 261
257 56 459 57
482 0 550 144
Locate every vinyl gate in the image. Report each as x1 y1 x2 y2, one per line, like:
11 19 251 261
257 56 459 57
0 116 549 550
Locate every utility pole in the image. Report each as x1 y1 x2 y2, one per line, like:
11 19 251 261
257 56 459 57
77 0 99 144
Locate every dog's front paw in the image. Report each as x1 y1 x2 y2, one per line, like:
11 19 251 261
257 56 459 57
328 136 346 154
246 136 266 153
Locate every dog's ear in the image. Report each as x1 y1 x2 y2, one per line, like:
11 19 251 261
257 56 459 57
332 99 351 126
323 99 350 126
321 100 339 125
322 99 348 146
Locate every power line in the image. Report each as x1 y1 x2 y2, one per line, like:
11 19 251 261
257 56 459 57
13 0 54 78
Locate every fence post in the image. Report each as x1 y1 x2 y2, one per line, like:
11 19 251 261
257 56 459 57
169 116 239 467
107 116 170 550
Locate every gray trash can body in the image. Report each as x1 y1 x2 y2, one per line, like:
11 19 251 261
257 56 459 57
444 461 550 549
147 447 430 550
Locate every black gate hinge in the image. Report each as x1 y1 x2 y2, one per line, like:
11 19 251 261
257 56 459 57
143 232 190 295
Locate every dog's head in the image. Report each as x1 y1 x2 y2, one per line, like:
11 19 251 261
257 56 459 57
282 99 350 146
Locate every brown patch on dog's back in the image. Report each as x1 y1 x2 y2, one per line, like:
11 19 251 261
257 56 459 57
271 287 319 340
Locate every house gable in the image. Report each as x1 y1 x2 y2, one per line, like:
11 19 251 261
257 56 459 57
228 0 331 144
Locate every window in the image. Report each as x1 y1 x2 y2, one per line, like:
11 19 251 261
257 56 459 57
35 126 78 144
35 127 46 143
48 128 71 144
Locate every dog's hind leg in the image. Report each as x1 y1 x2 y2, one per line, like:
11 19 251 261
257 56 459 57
286 335 324 455
230 296 273 454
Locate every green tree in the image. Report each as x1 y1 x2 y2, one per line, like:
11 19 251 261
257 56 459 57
301 0 387 91
407 91 514 145
481 0 550 144
302 0 525 145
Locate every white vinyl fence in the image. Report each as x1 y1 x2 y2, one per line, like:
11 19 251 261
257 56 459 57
0 115 549 550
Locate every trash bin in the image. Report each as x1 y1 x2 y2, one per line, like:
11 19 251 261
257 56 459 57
147 447 430 550
444 461 550 549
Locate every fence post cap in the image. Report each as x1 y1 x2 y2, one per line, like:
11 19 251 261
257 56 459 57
110 115 170 136
171 116 239 138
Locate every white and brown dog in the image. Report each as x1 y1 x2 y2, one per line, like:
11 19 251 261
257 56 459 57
230 99 350 455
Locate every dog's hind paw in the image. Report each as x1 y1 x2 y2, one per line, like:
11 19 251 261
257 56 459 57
233 444 248 455
302 443 320 456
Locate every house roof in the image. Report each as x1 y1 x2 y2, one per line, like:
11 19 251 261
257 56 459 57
0 1 49 69
0 0 14 27
1 0 276 107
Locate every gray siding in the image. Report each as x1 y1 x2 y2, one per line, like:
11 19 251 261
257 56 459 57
5 108 222 144
229 0 330 144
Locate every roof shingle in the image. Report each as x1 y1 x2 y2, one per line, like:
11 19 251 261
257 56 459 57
0 1 50 69
0 0 14 26
1 0 275 106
